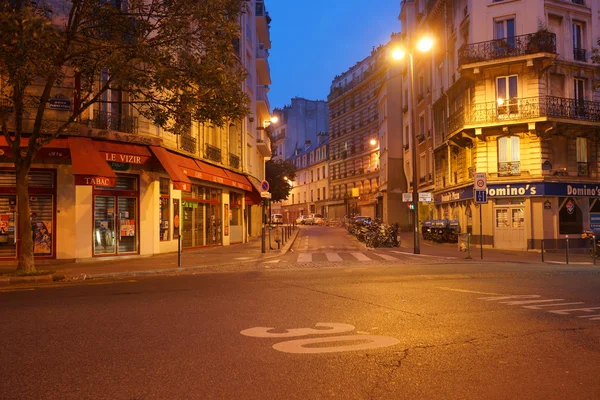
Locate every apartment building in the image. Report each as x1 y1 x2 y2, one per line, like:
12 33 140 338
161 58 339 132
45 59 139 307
327 47 388 220
281 134 330 222
0 0 273 261
401 0 600 250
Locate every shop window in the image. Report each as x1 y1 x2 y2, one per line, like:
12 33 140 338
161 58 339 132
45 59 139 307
559 197 582 234
159 178 170 241
230 193 242 226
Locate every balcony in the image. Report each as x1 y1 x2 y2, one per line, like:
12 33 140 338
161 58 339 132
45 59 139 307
447 96 600 135
255 1 271 47
256 85 270 117
90 110 138 134
205 143 222 163
256 44 271 85
458 31 556 67
256 129 271 158
577 162 589 177
179 134 197 154
229 153 240 170
498 161 520 177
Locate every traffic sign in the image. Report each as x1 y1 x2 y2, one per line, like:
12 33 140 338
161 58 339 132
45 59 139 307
260 192 272 199
402 193 412 202
418 192 432 203
475 190 487 204
260 180 270 192
474 172 487 191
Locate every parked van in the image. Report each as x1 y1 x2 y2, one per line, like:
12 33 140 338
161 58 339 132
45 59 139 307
271 214 283 224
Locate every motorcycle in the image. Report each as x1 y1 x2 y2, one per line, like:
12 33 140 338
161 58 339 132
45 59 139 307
422 220 432 241
582 230 600 259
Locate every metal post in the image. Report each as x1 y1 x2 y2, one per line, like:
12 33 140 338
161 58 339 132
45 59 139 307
408 52 420 255
261 200 266 253
466 233 472 259
541 239 545 263
479 205 483 260
566 235 569 265
178 234 182 267
594 234 597 265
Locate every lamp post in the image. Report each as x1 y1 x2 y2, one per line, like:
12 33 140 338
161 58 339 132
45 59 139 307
392 37 433 255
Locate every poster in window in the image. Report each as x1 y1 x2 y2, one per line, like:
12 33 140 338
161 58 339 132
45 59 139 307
32 221 52 255
120 220 135 237
224 204 229 236
173 199 180 238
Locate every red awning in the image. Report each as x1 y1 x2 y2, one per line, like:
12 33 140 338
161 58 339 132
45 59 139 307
93 141 151 165
149 146 192 191
67 137 117 186
0 137 70 159
223 169 253 192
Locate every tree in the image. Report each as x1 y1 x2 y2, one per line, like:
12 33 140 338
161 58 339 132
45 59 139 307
265 159 296 203
0 0 249 272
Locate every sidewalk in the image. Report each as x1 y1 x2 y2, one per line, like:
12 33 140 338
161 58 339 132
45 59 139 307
397 231 599 265
0 227 299 284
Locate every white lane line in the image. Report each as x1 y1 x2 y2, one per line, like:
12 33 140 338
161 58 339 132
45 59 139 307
391 250 456 259
351 252 372 261
326 252 343 262
297 253 312 263
373 253 398 261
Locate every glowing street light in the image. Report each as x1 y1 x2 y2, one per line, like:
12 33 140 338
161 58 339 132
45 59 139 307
391 35 435 255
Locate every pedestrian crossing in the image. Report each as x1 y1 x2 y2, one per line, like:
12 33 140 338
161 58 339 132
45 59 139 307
287 251 402 263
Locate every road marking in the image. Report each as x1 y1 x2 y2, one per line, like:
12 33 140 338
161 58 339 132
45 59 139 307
548 307 600 315
498 299 567 306
325 253 343 262
522 302 584 310
241 323 356 338
478 295 541 301
0 287 35 293
263 259 280 264
234 257 252 260
438 287 505 296
297 253 312 263
272 335 400 354
351 252 372 261
373 253 398 261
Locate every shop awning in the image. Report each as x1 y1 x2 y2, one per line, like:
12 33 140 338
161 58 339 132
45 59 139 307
222 169 253 192
0 137 70 159
93 141 151 165
67 137 117 186
149 146 191 191
245 176 263 205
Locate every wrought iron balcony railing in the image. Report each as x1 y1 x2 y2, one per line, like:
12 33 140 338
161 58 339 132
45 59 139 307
205 143 222 163
498 161 520 177
179 134 197 154
573 47 587 62
447 96 600 133
91 110 138 134
458 31 556 66
577 162 589 177
229 153 240 170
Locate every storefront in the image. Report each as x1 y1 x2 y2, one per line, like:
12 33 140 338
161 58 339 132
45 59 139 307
181 185 222 248
435 182 600 251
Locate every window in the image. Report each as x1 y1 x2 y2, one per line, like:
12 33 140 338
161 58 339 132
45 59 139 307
559 198 582 234
419 115 425 140
572 22 586 61
419 153 427 181
322 187 326 200
323 166 326 178
496 76 518 116
574 78 585 117
159 178 170 241
577 137 588 176
494 17 515 47
498 136 520 176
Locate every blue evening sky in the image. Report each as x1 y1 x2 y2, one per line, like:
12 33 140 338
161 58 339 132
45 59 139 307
267 1 401 110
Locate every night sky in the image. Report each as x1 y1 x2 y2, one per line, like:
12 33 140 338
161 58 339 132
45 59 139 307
267 1 401 110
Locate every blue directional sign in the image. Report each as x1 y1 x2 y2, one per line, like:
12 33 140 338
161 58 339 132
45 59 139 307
475 190 487 204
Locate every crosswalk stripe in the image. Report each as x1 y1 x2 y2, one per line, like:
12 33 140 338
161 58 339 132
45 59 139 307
373 253 398 261
351 252 371 261
297 253 312 262
325 252 343 262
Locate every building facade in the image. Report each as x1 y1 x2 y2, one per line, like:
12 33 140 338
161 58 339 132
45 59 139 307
281 135 330 222
0 0 273 261
401 0 600 250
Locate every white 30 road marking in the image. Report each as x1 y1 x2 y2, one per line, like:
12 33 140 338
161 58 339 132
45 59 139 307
241 323 400 354
240 323 355 338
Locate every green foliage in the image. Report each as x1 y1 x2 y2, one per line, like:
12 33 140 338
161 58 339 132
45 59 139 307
265 159 296 203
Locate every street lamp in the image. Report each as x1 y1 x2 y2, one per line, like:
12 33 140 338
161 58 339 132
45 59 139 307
392 36 434 255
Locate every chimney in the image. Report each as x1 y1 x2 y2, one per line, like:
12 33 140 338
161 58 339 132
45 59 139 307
305 140 311 150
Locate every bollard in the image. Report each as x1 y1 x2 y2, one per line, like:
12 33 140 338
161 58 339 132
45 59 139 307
541 239 545 263
281 227 285 246
566 235 569 265
594 235 597 266
467 233 472 260
178 234 182 267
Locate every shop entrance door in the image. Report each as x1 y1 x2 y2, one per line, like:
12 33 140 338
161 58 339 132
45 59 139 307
494 207 525 249
94 196 137 255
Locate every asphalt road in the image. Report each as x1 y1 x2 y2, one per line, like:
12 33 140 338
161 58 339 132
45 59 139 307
2 259 600 400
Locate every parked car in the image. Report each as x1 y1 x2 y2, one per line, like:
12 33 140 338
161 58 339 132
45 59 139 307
271 214 283 224
295 215 308 224
305 213 324 225
353 216 372 226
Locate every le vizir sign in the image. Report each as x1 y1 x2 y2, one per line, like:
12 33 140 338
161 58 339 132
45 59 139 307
102 152 149 164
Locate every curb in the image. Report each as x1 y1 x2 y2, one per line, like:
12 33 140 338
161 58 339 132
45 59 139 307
0 273 65 286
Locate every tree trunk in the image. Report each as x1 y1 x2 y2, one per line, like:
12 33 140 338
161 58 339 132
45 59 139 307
16 166 34 273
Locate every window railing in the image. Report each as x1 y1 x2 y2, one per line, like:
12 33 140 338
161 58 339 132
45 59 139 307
91 110 138 134
179 134 197 154
229 153 240 170
498 161 520 176
205 143 222 163
577 162 589 176
572 0 584 5
573 48 587 62
458 31 556 66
